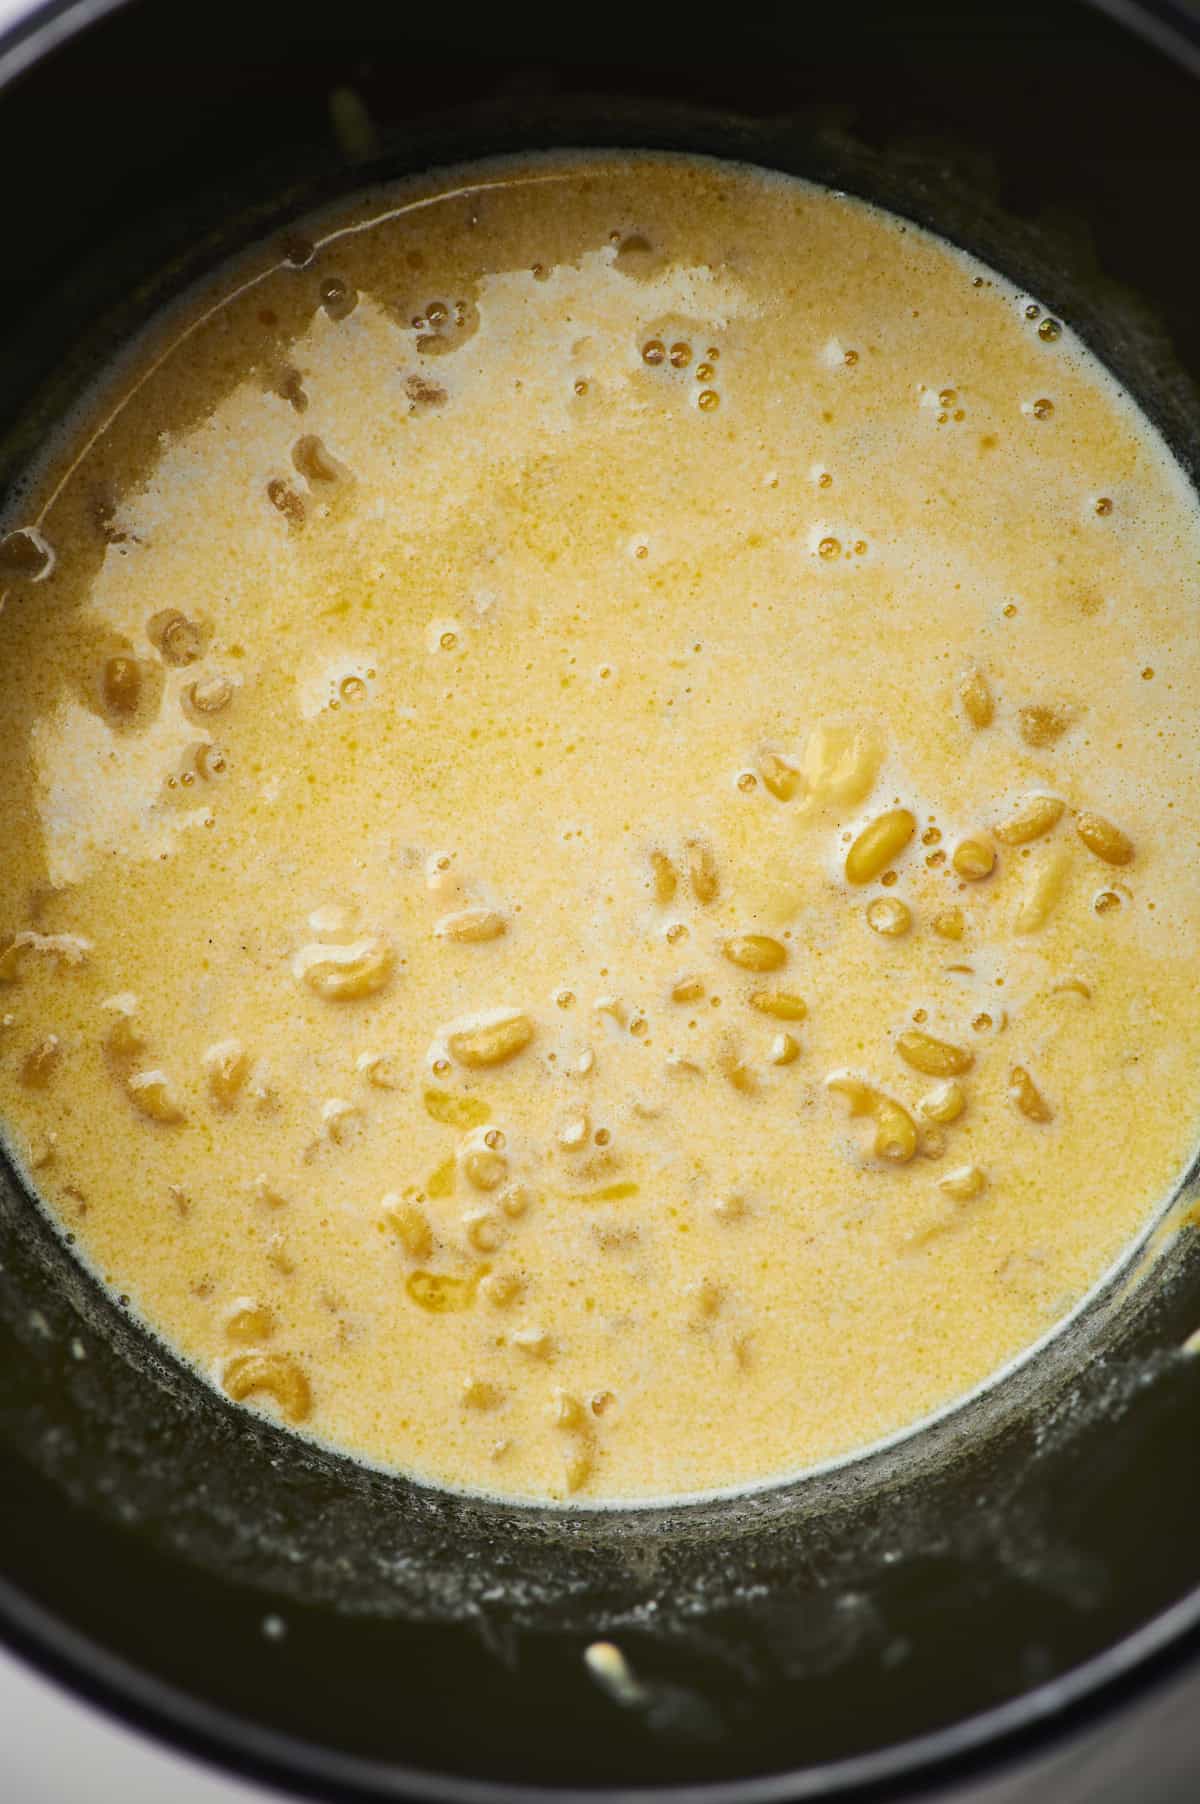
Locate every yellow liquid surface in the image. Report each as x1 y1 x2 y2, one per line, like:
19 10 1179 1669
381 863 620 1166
1 153 1199 1504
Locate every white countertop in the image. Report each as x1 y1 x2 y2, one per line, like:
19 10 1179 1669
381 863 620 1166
0 1643 279 1803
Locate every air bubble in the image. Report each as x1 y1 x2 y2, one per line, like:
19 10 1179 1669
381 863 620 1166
320 276 357 320
1032 398 1054 421
668 342 691 368
697 390 720 412
818 537 841 560
1038 317 1062 342
642 340 666 366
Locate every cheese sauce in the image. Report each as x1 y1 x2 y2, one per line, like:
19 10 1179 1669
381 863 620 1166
1 153 1198 1503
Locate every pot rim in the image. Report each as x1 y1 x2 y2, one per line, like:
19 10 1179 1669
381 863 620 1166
3 0 1200 1798
3 1561 1200 1803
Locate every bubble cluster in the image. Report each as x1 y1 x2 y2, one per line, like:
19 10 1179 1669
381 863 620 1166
414 295 476 356
641 335 723 410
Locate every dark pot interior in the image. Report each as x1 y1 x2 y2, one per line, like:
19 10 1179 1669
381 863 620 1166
3 1 1200 1798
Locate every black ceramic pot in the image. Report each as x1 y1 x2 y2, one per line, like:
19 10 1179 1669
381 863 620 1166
3 2 1200 1798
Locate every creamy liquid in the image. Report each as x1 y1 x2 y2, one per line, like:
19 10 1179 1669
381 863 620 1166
1 153 1199 1505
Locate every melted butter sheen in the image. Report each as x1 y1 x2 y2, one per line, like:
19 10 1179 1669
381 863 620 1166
1 154 1199 1504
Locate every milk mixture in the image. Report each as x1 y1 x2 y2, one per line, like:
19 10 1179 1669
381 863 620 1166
1 154 1198 1503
